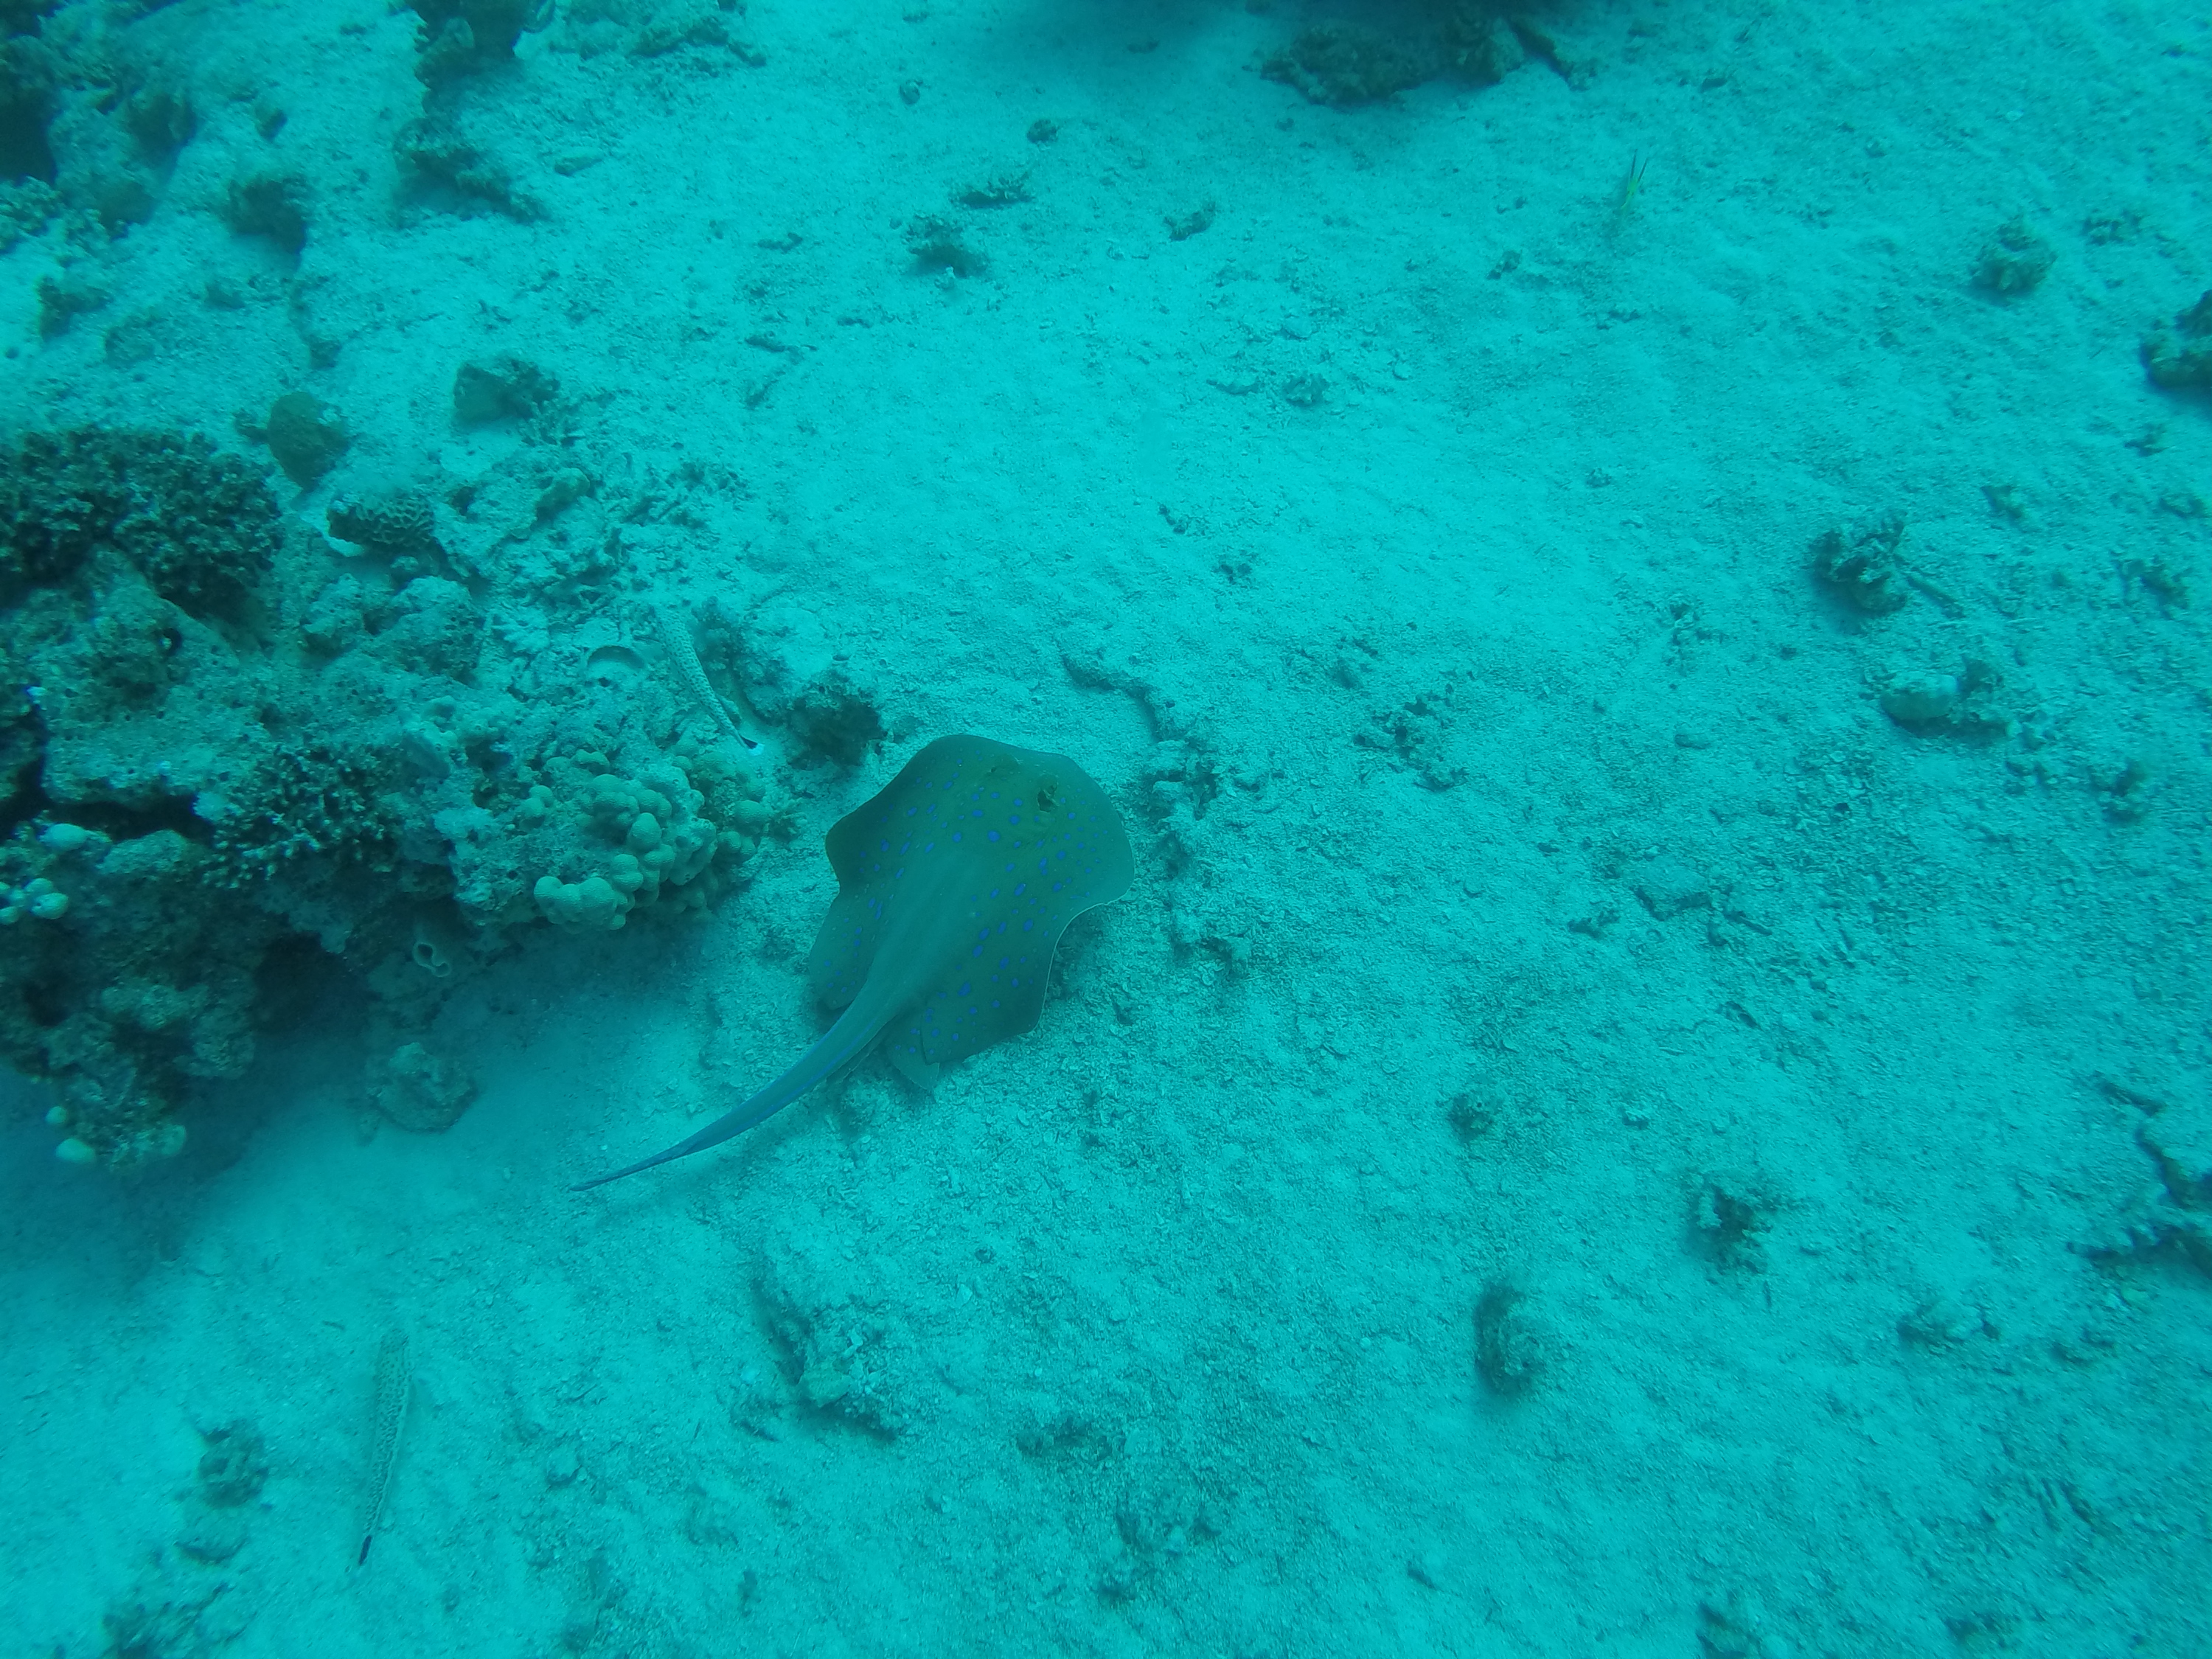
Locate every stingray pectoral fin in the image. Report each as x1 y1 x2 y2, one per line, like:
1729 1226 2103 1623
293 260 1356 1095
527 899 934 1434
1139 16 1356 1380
572 998 886 1192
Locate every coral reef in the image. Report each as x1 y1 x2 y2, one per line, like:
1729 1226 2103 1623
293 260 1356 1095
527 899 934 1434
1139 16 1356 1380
0 426 278 613
0 424 770 1164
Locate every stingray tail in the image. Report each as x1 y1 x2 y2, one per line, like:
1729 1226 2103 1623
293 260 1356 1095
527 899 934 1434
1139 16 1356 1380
572 998 888 1191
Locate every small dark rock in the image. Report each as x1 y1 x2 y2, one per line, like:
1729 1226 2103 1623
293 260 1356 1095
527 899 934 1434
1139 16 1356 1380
1811 510 1909 615
35 270 107 340
1475 1281 1546 1397
196 1422 270 1507
265 392 348 487
787 672 885 767
221 171 309 259
1264 25 1431 107
376 577 483 681
1899 1295 1979 1349
409 0 553 70
453 355 560 424
956 170 1031 209
1690 1177 1770 1272
1879 670 1961 728
370 1040 477 1132
905 214 984 277
1633 858 1710 919
1166 202 1215 242
1973 217 2053 295
1444 1091 1495 1144
126 83 198 164
1015 1413 1123 1464
398 121 544 220
178 1512 249 1564
2142 291 2212 391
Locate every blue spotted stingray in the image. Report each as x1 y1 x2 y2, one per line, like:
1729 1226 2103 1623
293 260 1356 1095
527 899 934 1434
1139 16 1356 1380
576 734 1133 1189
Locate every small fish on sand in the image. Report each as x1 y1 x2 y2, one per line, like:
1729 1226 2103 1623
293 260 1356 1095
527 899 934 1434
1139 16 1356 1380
356 1329 410 1567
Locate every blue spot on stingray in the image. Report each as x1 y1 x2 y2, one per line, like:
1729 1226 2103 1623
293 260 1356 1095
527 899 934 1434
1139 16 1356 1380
989 830 1001 842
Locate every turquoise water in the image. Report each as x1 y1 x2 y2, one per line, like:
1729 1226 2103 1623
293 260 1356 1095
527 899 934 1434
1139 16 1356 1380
1 1 2207 1654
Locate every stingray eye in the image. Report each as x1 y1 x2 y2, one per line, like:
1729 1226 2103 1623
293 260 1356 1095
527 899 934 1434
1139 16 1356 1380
1034 779 1060 813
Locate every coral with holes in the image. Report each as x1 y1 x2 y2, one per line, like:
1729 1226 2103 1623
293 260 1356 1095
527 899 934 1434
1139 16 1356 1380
0 425 771 1164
